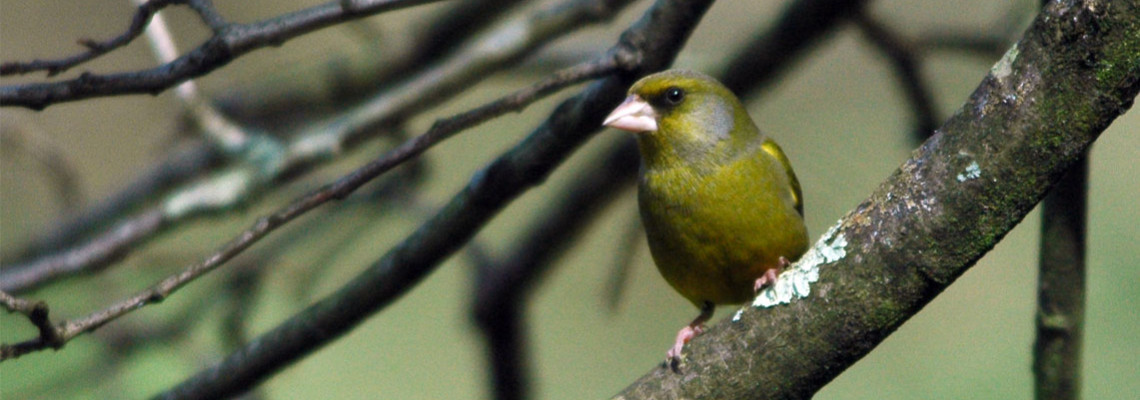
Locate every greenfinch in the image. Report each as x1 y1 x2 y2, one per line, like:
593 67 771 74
603 70 808 364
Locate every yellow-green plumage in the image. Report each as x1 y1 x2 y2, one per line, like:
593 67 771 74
604 70 808 361
629 70 807 306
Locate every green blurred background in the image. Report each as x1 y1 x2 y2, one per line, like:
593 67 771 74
2 1 1137 399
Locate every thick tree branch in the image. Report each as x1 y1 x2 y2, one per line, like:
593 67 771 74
616 1 1139 398
1 0 446 109
152 1 714 398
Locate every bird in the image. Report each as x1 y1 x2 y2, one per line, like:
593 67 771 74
602 69 809 367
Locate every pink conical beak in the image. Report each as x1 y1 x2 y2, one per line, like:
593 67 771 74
603 95 658 133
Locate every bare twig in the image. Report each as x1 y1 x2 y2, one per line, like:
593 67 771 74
0 0 224 77
1034 155 1088 400
152 1 712 397
4 279 227 398
5 1 494 243
1 291 64 359
1 0 448 109
854 12 939 142
135 0 250 152
0 53 624 360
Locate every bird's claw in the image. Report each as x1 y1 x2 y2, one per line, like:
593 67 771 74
753 268 779 292
664 323 704 372
753 257 790 293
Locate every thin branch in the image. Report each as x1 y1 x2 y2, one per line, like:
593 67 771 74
5 277 228 398
135 0 250 152
1034 154 1088 400
472 138 640 400
0 52 624 360
1 0 448 109
152 1 713 397
1 291 64 359
854 12 939 142
616 1 1139 397
0 0 222 77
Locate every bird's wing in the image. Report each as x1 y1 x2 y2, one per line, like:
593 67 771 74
760 139 804 217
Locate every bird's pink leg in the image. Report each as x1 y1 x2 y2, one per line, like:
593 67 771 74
666 302 715 368
753 256 790 292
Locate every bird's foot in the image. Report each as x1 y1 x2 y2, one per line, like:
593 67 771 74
665 324 704 371
753 268 779 292
663 302 714 372
753 257 791 292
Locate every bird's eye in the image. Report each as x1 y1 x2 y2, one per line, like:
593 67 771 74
664 87 684 105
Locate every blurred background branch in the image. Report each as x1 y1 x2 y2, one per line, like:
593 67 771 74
1034 155 1088 400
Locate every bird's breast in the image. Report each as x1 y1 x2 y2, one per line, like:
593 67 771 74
638 158 808 305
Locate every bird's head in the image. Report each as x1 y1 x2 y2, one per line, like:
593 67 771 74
603 69 758 166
